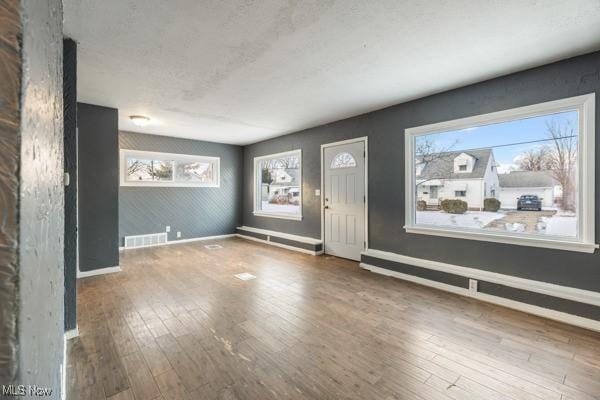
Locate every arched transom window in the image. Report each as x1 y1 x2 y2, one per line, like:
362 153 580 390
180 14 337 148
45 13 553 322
330 152 356 169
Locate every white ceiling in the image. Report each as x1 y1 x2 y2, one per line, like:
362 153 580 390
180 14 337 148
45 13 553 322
64 0 600 145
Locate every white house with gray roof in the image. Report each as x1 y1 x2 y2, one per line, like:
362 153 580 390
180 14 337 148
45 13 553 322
416 149 499 210
416 148 557 210
498 171 555 209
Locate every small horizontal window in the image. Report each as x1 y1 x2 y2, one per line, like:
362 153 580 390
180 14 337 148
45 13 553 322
120 150 220 187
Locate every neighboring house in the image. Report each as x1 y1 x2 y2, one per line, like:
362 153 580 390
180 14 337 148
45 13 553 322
266 168 300 202
271 168 299 185
417 149 499 210
498 171 555 209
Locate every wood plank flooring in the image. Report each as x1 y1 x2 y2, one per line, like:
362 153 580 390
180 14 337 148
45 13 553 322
67 237 600 400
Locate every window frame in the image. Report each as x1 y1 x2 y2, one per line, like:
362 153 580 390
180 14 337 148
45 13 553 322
120 149 220 187
404 94 596 253
253 149 302 221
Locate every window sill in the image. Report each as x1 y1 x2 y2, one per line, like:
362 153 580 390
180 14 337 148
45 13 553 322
404 225 597 254
253 211 303 221
120 182 220 188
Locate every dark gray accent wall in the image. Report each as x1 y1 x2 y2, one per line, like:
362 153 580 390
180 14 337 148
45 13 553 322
119 131 243 244
243 116 373 238
78 103 120 272
63 38 77 331
243 51 600 295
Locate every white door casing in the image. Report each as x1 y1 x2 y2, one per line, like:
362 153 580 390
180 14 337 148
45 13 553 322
323 140 366 261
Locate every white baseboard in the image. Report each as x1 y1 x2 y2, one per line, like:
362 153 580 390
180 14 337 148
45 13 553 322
65 326 79 340
119 234 235 251
77 265 121 279
360 262 600 333
236 234 323 256
62 335 67 400
362 248 600 307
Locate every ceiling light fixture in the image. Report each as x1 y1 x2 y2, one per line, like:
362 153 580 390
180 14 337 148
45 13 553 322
129 115 151 127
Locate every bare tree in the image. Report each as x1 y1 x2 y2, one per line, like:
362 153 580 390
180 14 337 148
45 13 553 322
152 161 173 180
545 119 577 211
414 138 457 187
517 146 553 171
261 155 299 170
127 160 151 179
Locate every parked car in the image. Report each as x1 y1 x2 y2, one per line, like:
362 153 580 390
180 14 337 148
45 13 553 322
517 195 542 211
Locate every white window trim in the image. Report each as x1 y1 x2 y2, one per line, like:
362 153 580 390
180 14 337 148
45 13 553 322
253 149 302 221
120 149 220 187
405 93 596 253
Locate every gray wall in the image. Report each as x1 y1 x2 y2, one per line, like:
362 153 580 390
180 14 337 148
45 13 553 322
78 103 120 272
4 0 64 396
243 51 600 294
119 131 243 244
63 38 77 331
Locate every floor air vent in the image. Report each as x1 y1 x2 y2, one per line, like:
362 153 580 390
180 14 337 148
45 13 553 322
124 232 168 249
234 272 256 281
204 244 223 250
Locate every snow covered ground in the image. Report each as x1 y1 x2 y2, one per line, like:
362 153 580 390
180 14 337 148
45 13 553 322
260 201 300 215
541 215 577 237
416 211 505 229
416 210 577 238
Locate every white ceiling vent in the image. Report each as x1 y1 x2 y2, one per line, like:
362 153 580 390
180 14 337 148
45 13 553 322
234 273 256 281
124 232 168 249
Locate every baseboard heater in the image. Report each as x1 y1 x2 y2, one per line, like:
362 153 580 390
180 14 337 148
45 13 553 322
361 249 600 333
236 226 323 256
124 232 168 249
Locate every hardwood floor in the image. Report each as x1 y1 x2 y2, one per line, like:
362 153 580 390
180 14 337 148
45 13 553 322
67 237 600 400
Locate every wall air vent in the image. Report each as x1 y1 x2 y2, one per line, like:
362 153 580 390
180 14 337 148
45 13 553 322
124 232 168 249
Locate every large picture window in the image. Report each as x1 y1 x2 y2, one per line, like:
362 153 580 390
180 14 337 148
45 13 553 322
405 94 595 253
120 149 219 187
253 150 302 220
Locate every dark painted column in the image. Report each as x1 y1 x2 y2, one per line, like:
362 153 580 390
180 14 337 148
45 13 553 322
63 38 77 331
78 103 120 272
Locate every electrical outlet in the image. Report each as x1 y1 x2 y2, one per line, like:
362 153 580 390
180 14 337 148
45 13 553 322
166 226 171 232
469 279 478 293
177 231 181 238
315 189 320 196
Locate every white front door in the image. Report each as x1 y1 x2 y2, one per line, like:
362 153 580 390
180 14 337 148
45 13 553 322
323 140 365 261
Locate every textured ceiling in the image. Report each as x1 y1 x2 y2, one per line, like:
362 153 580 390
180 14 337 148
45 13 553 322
64 0 600 145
